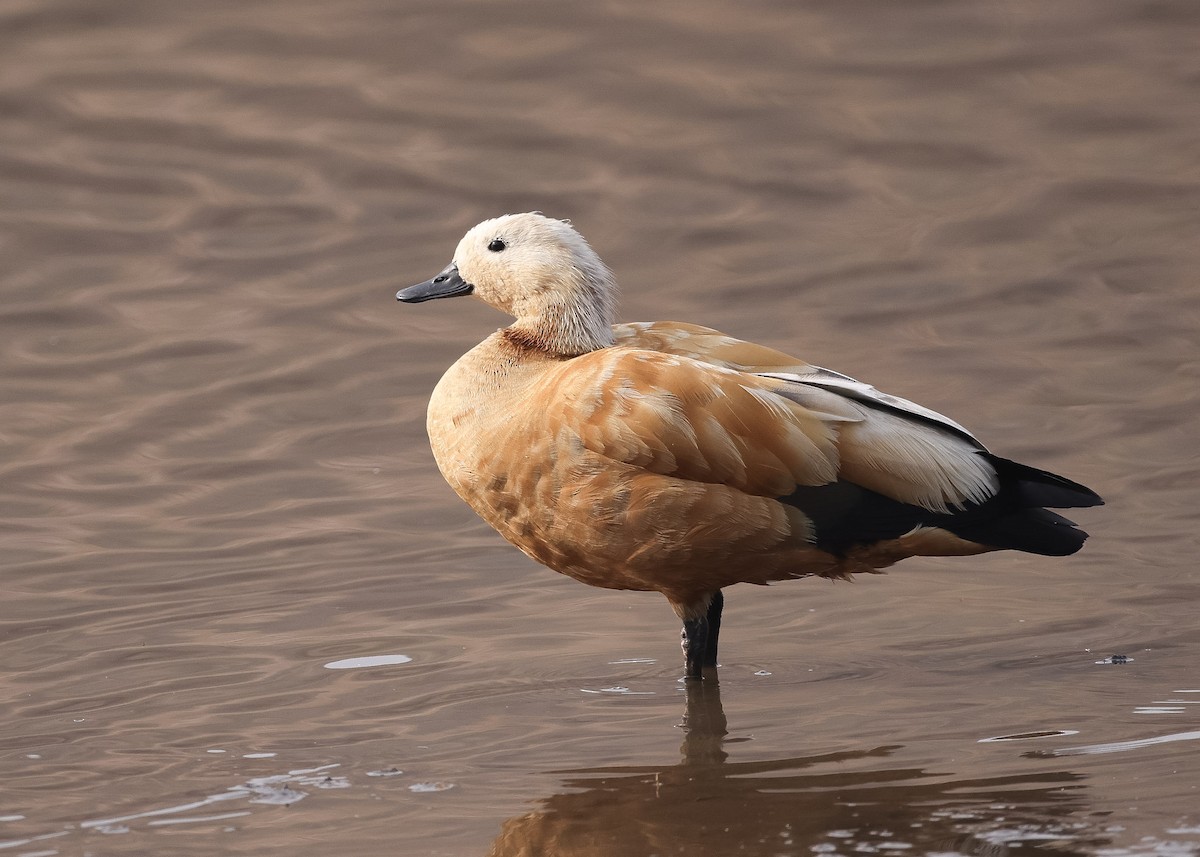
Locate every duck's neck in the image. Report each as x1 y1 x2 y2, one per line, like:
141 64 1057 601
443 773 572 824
507 303 615 356
506 268 618 357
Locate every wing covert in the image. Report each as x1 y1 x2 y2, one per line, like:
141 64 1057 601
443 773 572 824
546 349 846 498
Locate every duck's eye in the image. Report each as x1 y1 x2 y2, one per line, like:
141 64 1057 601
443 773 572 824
487 238 506 252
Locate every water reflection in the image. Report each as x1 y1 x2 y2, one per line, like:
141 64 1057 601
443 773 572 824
490 681 1106 857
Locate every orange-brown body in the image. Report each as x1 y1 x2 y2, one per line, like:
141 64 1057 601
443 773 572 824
428 321 995 620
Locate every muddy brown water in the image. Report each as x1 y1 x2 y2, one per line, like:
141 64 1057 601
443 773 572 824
3 1 1199 854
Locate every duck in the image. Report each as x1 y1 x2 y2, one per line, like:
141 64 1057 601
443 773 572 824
396 212 1103 680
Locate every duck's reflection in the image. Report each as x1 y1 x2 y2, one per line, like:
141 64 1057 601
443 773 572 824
489 680 1106 857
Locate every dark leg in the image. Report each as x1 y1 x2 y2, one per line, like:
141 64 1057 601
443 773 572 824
681 616 708 680
704 590 723 668
681 591 724 680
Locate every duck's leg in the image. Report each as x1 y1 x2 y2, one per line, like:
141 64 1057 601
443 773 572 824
681 591 724 680
681 617 708 680
704 590 723 668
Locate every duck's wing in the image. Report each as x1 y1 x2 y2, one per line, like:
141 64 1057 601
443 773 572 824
757 367 981 450
551 344 997 513
597 324 1097 556
609 322 999 511
549 347 847 499
612 321 981 447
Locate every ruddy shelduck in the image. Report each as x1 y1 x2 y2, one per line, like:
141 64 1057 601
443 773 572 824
397 213 1102 679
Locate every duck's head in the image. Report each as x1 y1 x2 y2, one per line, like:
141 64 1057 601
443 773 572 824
398 213 618 355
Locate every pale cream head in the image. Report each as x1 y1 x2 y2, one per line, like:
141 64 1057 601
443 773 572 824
454 213 618 355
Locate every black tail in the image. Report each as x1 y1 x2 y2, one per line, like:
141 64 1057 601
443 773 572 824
945 455 1103 557
987 455 1104 510
781 454 1103 558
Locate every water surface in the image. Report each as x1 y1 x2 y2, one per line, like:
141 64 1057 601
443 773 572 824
2 0 1199 854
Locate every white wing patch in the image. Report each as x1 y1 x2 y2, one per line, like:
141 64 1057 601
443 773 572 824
838 408 997 512
757 369 981 448
756 369 997 512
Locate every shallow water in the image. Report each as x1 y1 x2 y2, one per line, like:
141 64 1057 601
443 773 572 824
2 0 1199 854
